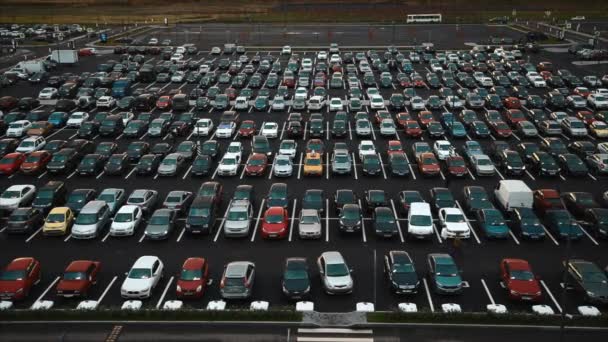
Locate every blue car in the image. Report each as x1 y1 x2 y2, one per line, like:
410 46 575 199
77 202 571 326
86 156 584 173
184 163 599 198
48 111 69 127
476 208 509 239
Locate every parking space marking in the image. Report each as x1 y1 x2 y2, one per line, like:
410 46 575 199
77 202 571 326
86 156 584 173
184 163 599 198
124 167 136 180
579 226 599 246
379 155 387 179
95 171 105 179
64 234 72 242
325 199 330 242
0 226 6 233
495 168 506 180
433 224 443 244
439 169 445 180
214 200 232 243
588 173 597 181
348 121 353 140
288 199 297 242
326 154 330 179
96 276 118 306
352 153 358 180
390 199 405 243
66 170 76 179
30 276 60 309
480 278 496 305
508 230 520 245
250 199 266 242
455 201 481 245
37 171 48 179
297 153 303 179
25 227 42 243
358 199 367 243
422 278 435 312
403 153 416 180
540 280 562 313
155 276 175 309
176 227 186 242
559 174 566 181
525 170 536 181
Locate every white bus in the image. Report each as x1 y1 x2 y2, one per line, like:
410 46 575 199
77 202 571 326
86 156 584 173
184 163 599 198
406 14 442 24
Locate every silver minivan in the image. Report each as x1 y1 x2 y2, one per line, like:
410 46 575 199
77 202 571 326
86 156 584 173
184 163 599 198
71 200 110 239
224 200 253 238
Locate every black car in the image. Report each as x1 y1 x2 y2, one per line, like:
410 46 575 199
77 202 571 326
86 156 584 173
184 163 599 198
530 152 560 177
430 187 455 212
77 121 100 139
150 143 174 158
124 120 148 138
42 140 67 155
104 153 129 175
77 154 105 176
562 192 599 219
287 121 303 138
515 142 540 164
31 181 67 214
0 138 19 157
362 154 382 176
5 207 43 234
126 141 150 162
191 155 212 176
47 148 80 174
281 258 311 300
558 154 588 177
568 141 596 159
66 139 95 158
388 153 410 177
136 154 162 175
583 208 608 239
365 190 388 212
384 250 419 294
496 150 525 176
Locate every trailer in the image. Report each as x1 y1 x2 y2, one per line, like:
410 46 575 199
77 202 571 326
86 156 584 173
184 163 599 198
50 49 78 65
17 60 45 74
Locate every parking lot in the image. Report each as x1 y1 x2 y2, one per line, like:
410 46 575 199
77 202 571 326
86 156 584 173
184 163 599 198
0 25 607 316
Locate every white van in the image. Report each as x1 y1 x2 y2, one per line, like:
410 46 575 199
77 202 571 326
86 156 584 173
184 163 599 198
407 202 433 239
494 180 533 212
307 96 324 110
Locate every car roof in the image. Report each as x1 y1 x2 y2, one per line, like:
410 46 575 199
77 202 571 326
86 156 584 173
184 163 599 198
226 261 252 277
321 251 345 264
133 256 159 268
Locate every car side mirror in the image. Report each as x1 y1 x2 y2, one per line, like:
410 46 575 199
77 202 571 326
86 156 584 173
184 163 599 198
349 268 354 273
124 272 128 276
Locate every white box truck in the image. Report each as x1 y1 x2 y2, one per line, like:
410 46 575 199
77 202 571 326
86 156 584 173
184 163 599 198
17 60 45 74
51 50 78 65
494 180 533 212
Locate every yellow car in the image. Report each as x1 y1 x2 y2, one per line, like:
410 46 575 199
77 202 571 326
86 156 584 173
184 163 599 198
590 121 608 138
43 207 74 236
303 152 323 176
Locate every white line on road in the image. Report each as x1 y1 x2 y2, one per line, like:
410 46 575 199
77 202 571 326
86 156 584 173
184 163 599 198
288 199 297 242
176 227 186 242
455 201 481 245
423 278 435 312
325 199 330 242
155 276 175 309
390 199 405 243
358 199 367 243
96 276 117 305
124 167 136 179
250 199 266 242
214 200 232 242
508 229 520 245
25 227 42 243
30 276 60 309
540 280 562 313
480 278 496 305
579 225 599 246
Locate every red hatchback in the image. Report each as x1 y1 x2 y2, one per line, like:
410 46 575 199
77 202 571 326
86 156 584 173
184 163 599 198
0 257 41 301
56 260 101 298
503 97 521 110
505 109 526 126
500 258 542 302
20 151 52 175
417 152 440 177
395 112 412 128
239 120 256 137
0 152 25 176
387 140 403 155
446 155 467 177
245 153 268 176
176 257 209 299
490 121 513 138
404 120 422 138
156 95 172 109
261 207 289 239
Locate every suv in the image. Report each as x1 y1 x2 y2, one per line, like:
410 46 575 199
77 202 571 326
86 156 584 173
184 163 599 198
185 196 217 235
31 181 67 214
220 261 256 299
317 251 353 294
223 200 253 238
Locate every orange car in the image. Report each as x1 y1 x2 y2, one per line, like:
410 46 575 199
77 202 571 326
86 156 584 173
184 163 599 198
20 151 52 175
303 152 323 176
26 121 53 137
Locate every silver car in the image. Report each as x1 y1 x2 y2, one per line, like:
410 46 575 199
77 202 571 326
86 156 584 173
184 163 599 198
224 200 253 238
220 261 255 299
273 155 293 177
318 251 353 294
471 154 495 176
355 119 372 136
517 121 539 138
299 209 322 239
331 149 352 174
157 153 184 176
379 119 396 136
126 189 158 213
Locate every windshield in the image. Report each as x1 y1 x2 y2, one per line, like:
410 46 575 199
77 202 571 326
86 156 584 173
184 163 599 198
410 215 432 226
1 191 21 199
342 208 360 220
266 214 284 224
128 268 151 279
114 213 133 222
63 271 87 281
180 269 202 281
436 264 458 276
163 158 177 165
75 213 97 225
0 270 27 281
46 213 65 223
150 214 169 225
306 158 321 166
326 263 349 277
228 210 248 221
510 270 534 281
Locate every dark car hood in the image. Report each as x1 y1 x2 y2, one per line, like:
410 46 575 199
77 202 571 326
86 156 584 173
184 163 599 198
284 278 309 292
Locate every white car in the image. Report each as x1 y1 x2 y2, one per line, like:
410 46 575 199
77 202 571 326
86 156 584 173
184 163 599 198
16 136 45 153
588 94 608 109
6 120 32 137
597 142 608 154
271 97 285 111
171 71 185 83
121 256 164 299
438 207 470 239
194 118 213 136
96 96 116 108
110 205 143 236
260 122 279 138
216 121 236 138
370 95 385 109
567 95 587 109
278 140 297 159
317 51 328 60
410 96 425 110
281 45 292 55
549 111 568 123
527 72 546 87
273 155 293 177
358 140 376 160
234 96 248 110
217 155 241 176
355 119 372 136
407 202 434 239
330 54 341 64
329 97 343 111
301 58 313 72
430 63 443 73
67 112 89 128
445 96 464 109
595 88 608 96
225 142 243 160
170 54 184 62
148 38 158 45
307 95 325 110
199 64 211 73
359 61 372 73
38 87 57 100
299 209 322 239
175 46 186 54
211 47 221 54
0 184 36 211
433 140 453 161
379 119 396 136
479 77 494 87
120 112 134 125
294 87 308 100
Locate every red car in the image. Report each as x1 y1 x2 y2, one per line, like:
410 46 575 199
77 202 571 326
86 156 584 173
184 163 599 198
0 257 41 301
395 112 412 128
505 109 526 126
500 258 542 302
176 257 209 299
20 151 52 175
283 75 295 88
78 48 95 56
533 189 564 216
387 140 403 155
374 111 391 125
503 97 521 110
574 87 591 98
418 111 435 127
446 155 467 177
417 152 440 177
399 76 412 88
56 260 101 298
261 207 289 239
239 120 256 137
245 153 268 176
404 120 422 138
0 152 25 176
490 121 513 138
156 95 172 109
539 71 552 80
576 111 595 125
224 87 237 100
413 76 426 88
331 64 342 73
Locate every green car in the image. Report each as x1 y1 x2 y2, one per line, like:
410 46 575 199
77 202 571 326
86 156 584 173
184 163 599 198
511 207 546 240
254 96 269 111
583 208 608 238
282 257 310 300
213 94 229 110
558 154 588 177
545 209 584 240
565 260 608 304
302 189 324 213
428 253 463 294
249 74 262 88
191 155 212 176
470 121 490 138
390 94 405 109
388 153 410 177
384 251 419 294
362 154 382 176
349 98 363 111
332 120 347 137
266 74 279 88
373 207 397 238
475 208 509 239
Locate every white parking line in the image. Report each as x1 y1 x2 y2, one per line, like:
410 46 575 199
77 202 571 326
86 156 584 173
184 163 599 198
176 227 186 242
480 278 496 305
525 170 536 181
124 167 136 180
423 278 435 312
155 276 175 309
25 227 42 243
326 154 330 179
214 200 232 242
508 229 520 245
101 230 112 242
390 200 405 243
66 170 77 179
181 165 192 180
63 234 72 242
403 153 416 180
96 276 117 305
495 168 506 180
540 280 562 313
439 169 445 180
37 171 48 179
288 199 297 242
30 276 60 309
138 230 146 243
579 226 599 246
95 171 105 179
348 121 353 140
379 155 387 179
358 199 367 243
325 199 330 242
0 226 6 233
455 201 481 245
433 224 443 244
211 164 220 179
588 173 597 181
352 153 358 180
250 199 266 242
297 153 303 179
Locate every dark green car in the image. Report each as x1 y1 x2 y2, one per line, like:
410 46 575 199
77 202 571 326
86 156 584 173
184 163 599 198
558 154 588 177
373 207 398 238
302 189 324 213
266 183 288 208
583 208 608 239
476 208 509 239
545 210 584 240
362 154 382 176
427 121 444 138
384 251 419 294
282 258 310 300
332 120 347 137
191 155 212 176
565 260 608 304
511 207 546 240
388 153 410 177
428 253 463 294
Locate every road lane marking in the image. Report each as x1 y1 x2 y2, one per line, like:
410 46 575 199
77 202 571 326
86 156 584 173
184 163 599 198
508 229 520 245
325 199 330 242
30 276 60 309
213 200 232 242
579 225 599 246
25 227 43 243
390 199 405 243
358 199 367 243
433 224 443 244
155 276 175 309
176 227 186 242
480 278 496 305
423 278 435 312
